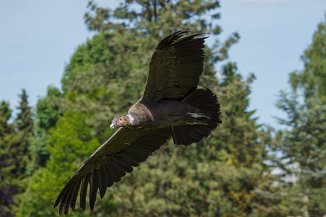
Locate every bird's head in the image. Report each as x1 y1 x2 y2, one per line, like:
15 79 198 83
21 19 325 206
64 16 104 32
110 115 130 129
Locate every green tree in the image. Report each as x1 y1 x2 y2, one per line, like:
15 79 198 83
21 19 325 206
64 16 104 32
29 86 63 169
1 90 34 216
0 101 17 217
17 112 100 217
18 1 278 216
290 17 326 102
10 89 33 177
275 18 326 216
0 101 12 138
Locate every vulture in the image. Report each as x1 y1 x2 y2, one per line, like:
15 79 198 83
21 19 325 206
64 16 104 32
54 31 222 215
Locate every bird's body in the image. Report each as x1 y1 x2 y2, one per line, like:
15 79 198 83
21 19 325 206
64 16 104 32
125 100 201 126
131 100 188 122
54 31 222 215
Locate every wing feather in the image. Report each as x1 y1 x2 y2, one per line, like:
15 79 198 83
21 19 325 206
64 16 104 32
98 168 107 199
80 173 90 209
65 178 79 213
70 178 81 209
54 127 170 214
142 31 207 102
89 170 98 211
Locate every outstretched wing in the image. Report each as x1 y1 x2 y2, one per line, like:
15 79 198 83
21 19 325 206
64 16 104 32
54 127 171 215
141 31 207 103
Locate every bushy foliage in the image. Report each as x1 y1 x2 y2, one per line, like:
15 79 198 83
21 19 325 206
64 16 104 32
2 1 316 217
17 112 100 217
0 90 34 217
274 18 326 217
0 101 16 217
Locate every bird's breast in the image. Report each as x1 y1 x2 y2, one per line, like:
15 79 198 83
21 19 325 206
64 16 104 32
129 100 189 125
128 103 154 123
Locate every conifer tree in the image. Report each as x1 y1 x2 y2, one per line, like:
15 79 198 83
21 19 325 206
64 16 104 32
16 90 33 132
10 89 33 177
290 17 326 102
275 18 326 216
29 86 63 169
0 101 16 217
0 101 12 138
1 90 34 216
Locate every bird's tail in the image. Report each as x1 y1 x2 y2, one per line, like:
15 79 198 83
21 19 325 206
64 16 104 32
172 89 221 145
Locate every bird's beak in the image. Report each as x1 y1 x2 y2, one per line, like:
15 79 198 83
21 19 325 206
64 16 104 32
110 123 115 129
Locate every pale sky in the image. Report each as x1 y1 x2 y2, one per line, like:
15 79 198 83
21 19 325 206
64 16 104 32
0 0 325 127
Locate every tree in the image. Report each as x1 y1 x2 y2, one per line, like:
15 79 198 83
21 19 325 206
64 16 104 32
0 90 34 216
0 101 17 217
17 112 100 217
275 18 326 216
0 101 12 138
29 86 63 169
0 90 63 217
18 1 279 216
290 17 326 102
10 89 33 177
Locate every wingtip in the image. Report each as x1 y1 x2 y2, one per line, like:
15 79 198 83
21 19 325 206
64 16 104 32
54 201 64 216
58 203 64 216
54 198 60 208
173 30 189 36
174 30 210 38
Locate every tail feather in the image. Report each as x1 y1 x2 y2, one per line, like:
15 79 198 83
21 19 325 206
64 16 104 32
172 89 221 146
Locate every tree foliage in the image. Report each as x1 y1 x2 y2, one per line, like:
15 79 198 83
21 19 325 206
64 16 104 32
17 112 100 217
0 101 16 217
6 1 297 216
0 90 34 217
290 17 326 101
274 18 326 217
10 90 33 177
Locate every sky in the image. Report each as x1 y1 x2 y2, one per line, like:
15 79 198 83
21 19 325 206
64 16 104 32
0 0 325 127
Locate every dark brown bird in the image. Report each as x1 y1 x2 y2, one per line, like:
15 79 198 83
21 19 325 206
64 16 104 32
54 31 221 215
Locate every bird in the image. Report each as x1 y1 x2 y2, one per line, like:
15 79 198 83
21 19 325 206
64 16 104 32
54 31 222 215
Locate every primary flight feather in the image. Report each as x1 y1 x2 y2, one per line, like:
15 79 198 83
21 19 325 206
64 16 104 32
54 31 222 215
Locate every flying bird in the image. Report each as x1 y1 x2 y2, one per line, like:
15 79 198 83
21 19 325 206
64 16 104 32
54 31 221 215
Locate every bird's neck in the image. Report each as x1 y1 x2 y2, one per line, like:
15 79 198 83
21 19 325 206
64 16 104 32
127 114 139 126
